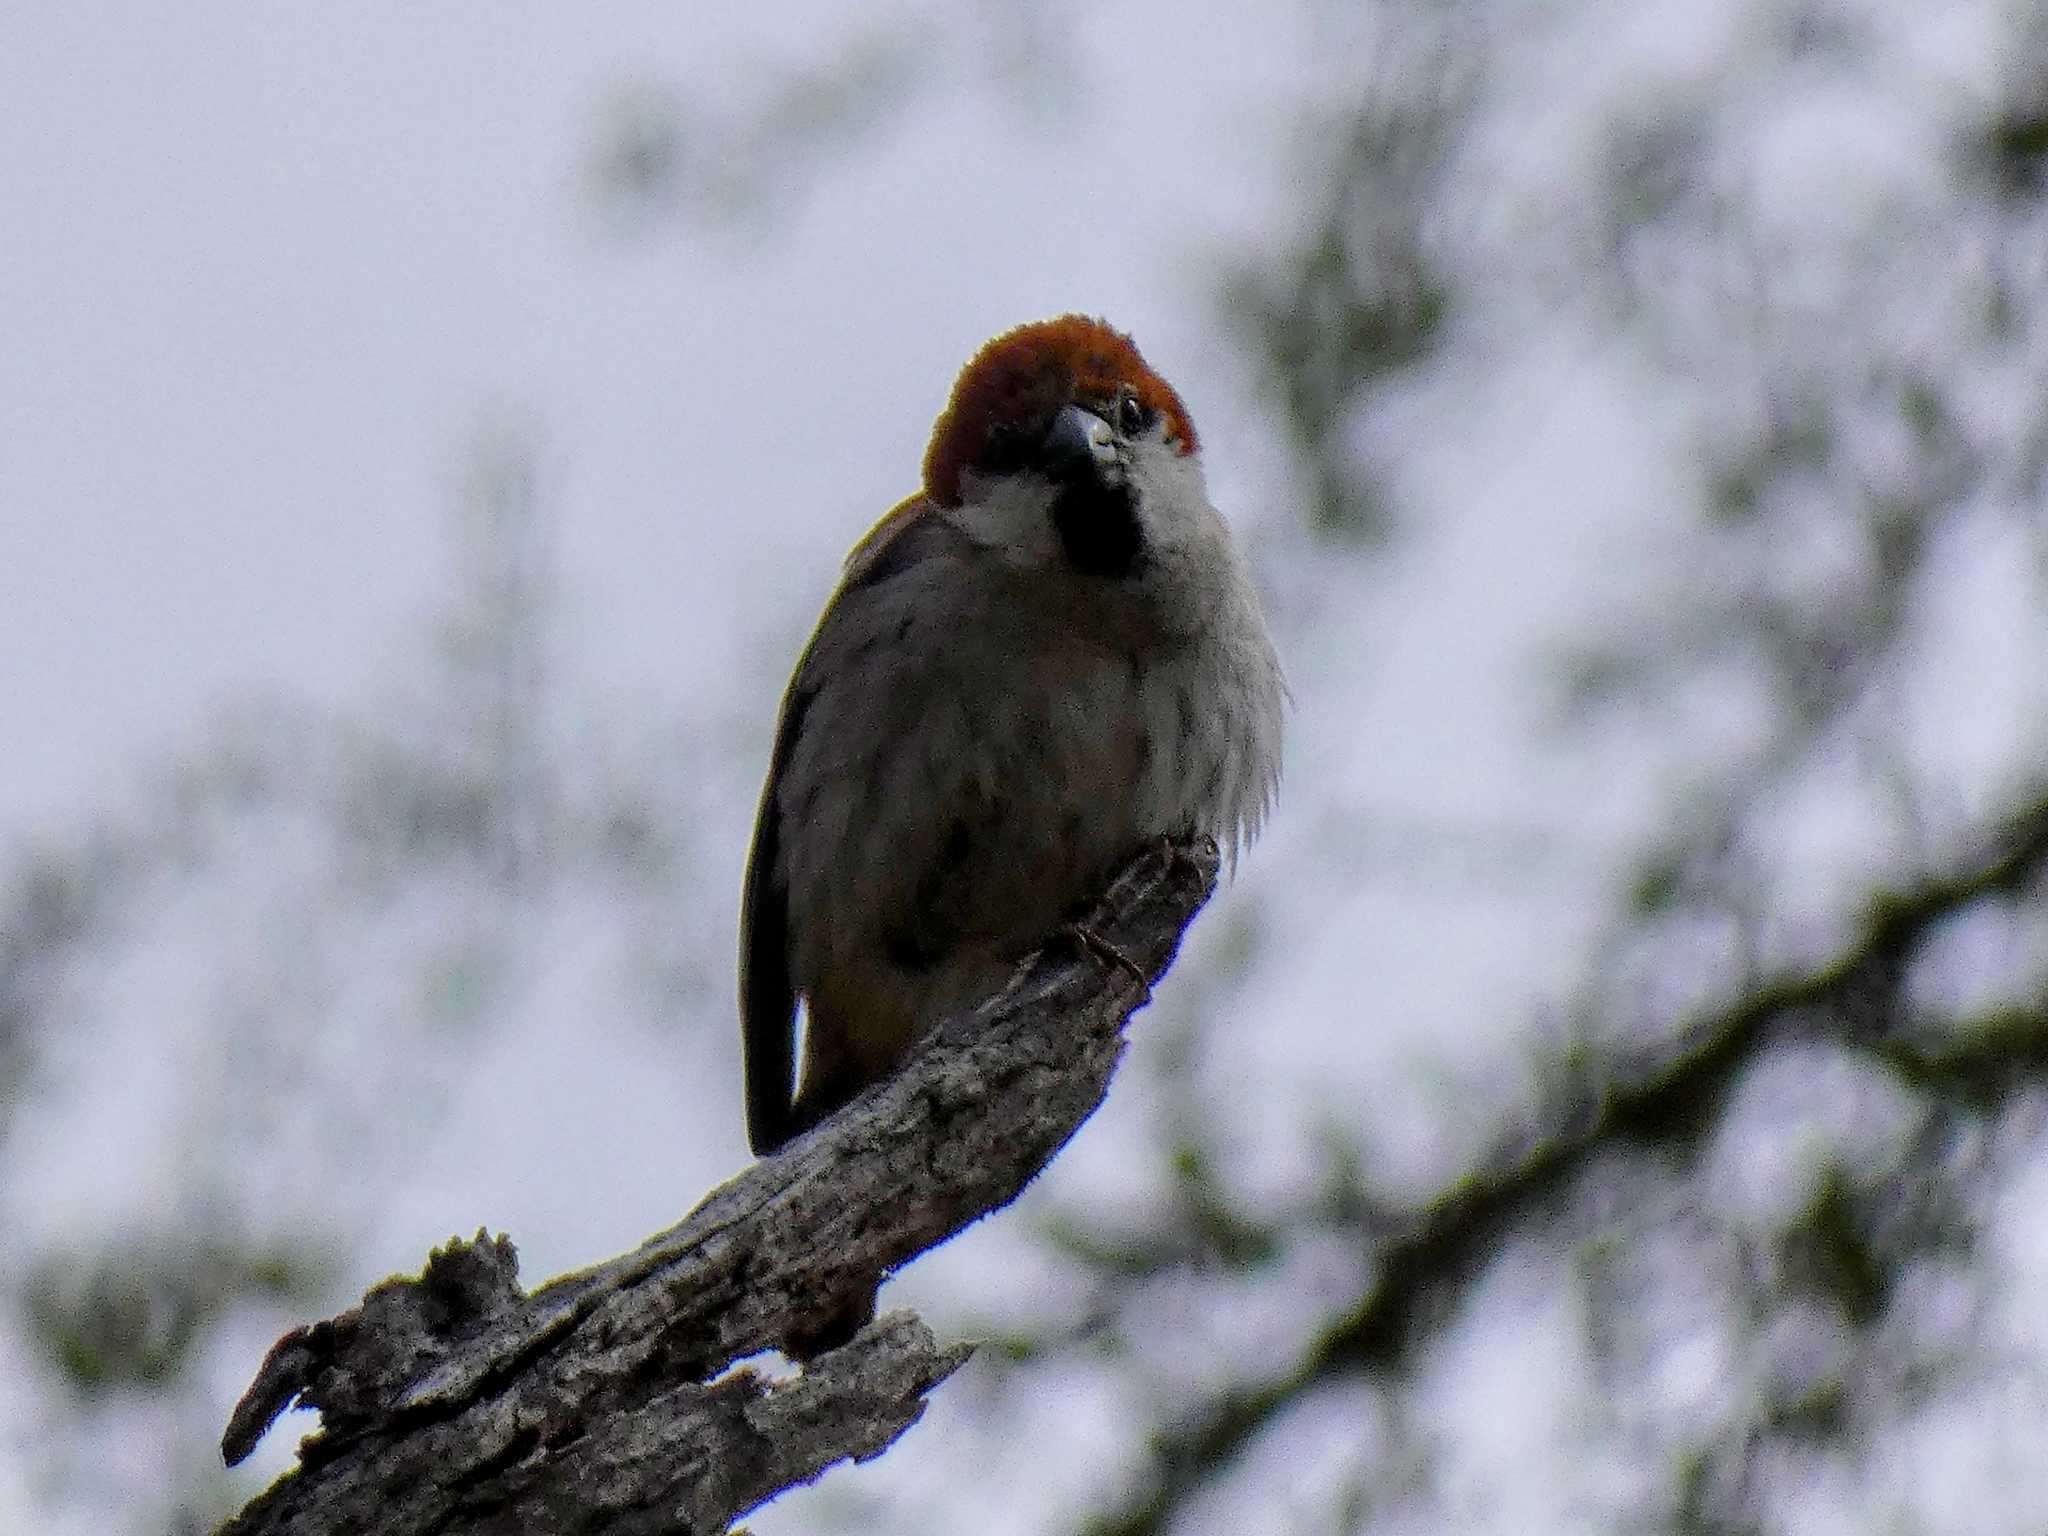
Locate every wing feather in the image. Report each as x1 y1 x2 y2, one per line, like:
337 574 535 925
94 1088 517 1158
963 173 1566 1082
740 494 937 1155
739 688 801 1155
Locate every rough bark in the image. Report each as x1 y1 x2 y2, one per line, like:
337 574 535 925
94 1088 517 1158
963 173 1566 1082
217 838 1221 1536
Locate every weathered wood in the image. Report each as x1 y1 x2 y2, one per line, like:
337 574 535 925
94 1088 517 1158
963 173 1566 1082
218 838 1221 1535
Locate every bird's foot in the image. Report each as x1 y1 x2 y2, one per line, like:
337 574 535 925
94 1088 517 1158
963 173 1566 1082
1054 919 1150 989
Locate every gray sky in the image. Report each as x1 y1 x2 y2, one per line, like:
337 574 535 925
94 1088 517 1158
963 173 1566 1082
4 2 2042 1532
0 1 1309 835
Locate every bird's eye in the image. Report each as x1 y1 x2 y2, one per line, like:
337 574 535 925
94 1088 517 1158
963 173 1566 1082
1117 392 1149 436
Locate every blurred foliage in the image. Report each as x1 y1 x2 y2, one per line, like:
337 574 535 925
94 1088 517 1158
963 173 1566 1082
0 426 711 1532
1223 13 1474 543
10 2 2048 1534
588 30 928 235
586 5 1081 236
27 1232 331 1393
949 7 2048 1536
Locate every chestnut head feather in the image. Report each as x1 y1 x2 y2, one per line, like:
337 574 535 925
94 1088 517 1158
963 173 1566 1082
922 315 1199 508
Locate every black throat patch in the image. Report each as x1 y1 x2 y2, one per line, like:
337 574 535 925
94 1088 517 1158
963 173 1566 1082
1052 479 1142 580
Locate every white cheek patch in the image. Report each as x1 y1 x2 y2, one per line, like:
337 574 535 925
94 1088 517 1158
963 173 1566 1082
1125 436 1211 548
950 428 1208 574
949 471 1065 568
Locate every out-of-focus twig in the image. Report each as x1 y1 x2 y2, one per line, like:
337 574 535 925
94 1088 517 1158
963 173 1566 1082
1088 793 2048 1536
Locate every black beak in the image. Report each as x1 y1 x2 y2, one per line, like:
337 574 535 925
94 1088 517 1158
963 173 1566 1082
1041 403 1119 483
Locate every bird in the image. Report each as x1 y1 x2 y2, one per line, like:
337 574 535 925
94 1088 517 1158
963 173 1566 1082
739 315 1284 1156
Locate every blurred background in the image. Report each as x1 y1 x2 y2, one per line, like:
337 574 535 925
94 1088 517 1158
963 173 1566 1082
4 1 2047 1531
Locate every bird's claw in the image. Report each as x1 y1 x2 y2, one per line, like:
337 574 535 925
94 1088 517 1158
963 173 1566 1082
1055 920 1150 988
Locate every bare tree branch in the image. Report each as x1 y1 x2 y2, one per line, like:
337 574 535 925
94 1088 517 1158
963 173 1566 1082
217 839 1222 1536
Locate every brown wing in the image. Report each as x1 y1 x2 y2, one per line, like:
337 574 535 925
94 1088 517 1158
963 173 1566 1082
740 670 809 1156
739 493 935 1156
842 492 932 585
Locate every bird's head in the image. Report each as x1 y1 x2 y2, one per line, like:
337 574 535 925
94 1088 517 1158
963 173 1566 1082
923 316 1206 581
